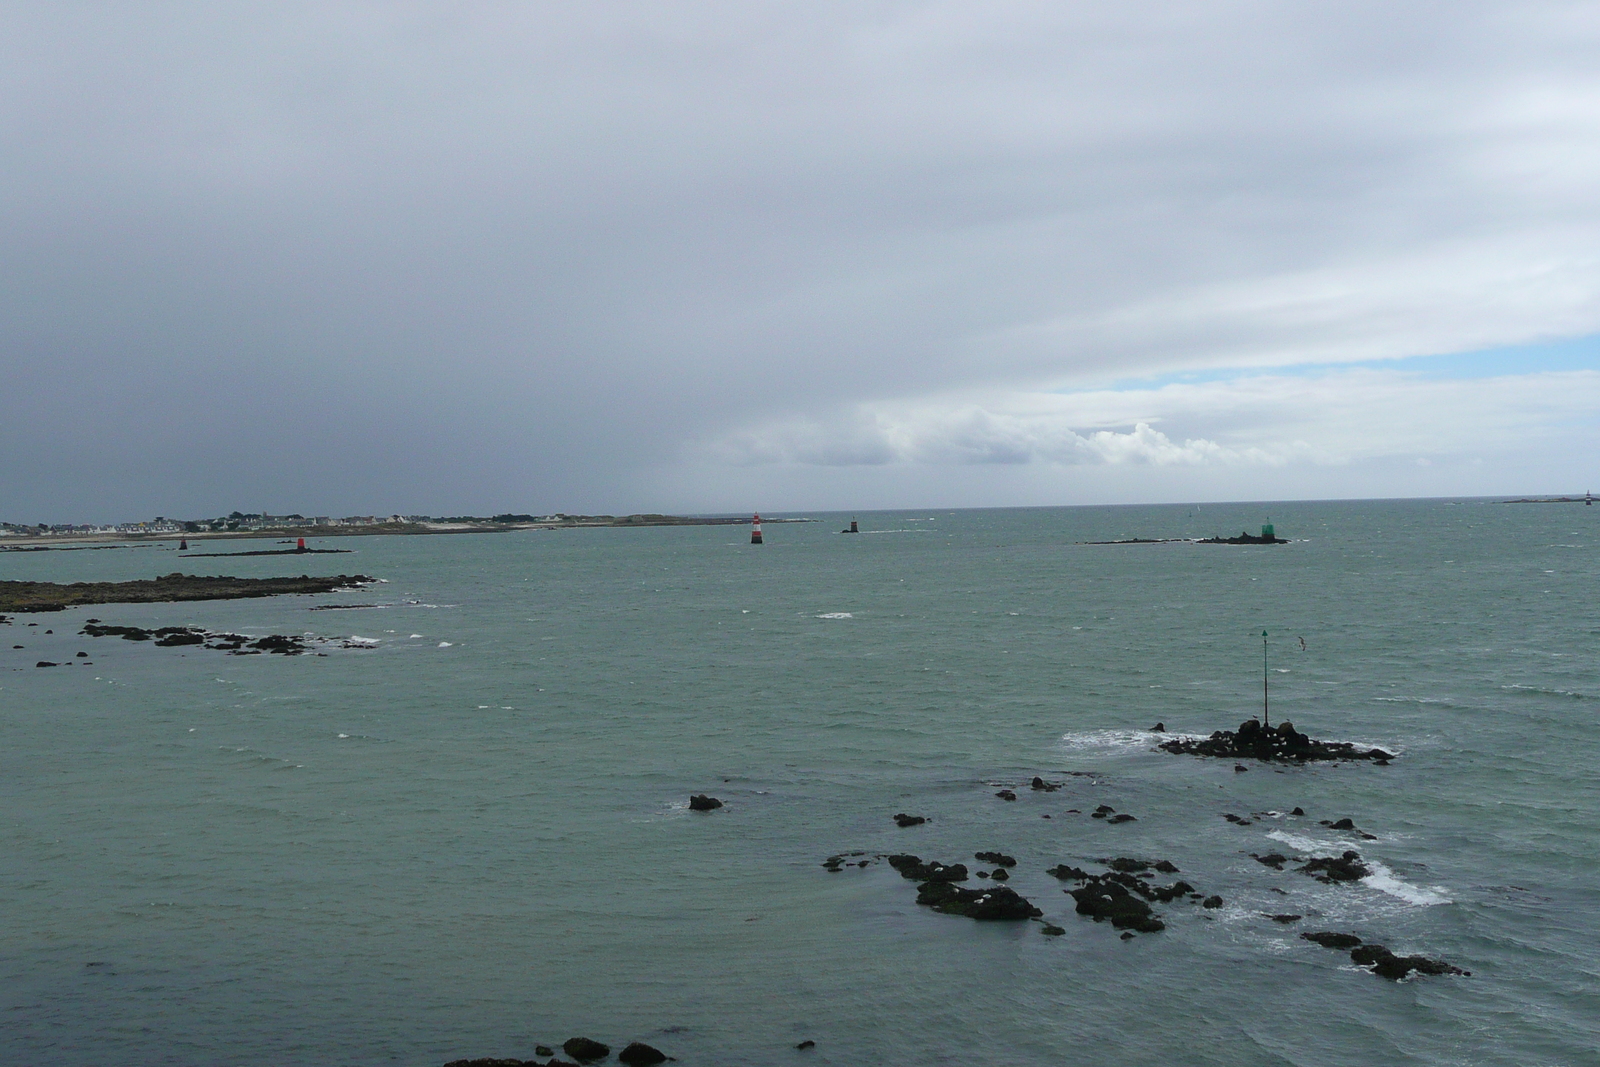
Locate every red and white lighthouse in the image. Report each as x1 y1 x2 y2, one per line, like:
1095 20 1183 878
750 513 763 545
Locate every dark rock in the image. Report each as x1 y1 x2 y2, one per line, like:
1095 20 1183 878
1234 764 1249 772
1297 851 1370 883
1301 931 1362 950
976 870 989 878
1151 722 1166 732
1039 923 1066 935
1030 776 1060 791
887 854 968 883
688 794 723 811
35 660 57 667
974 851 1017 867
1045 864 1090 881
535 1047 554 1058
1159 718 1394 763
1090 811 1106 819
1120 931 1136 940
1350 943 1468 980
995 789 1017 801
442 1059 541 1067
990 867 1009 881
1290 807 1305 816
1108 813 1137 823
75 651 88 657
1067 876 1165 932
1202 895 1224 909
1153 860 1180 874
1268 913 1303 923
1094 804 1115 814
1252 853 1288 870
618 1042 667 1066
916 880 1042 920
1329 818 1356 830
796 1040 816 1050
893 813 926 827
153 628 206 647
562 1038 611 1063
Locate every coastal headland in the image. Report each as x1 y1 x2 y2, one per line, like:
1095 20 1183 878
0 573 375 613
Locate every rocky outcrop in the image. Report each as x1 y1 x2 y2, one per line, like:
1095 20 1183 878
974 851 1016 867
887 854 967 882
1159 719 1394 763
893 813 926 827
1297 851 1370 883
562 1037 611 1062
688 794 723 811
915 880 1042 920
618 1042 667 1066
1300 931 1468 979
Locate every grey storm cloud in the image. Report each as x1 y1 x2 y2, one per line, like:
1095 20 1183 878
3 2 1598 519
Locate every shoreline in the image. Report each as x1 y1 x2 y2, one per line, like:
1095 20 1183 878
0 515 816 549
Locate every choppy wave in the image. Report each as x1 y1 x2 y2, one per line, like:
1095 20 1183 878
1056 728 1177 752
815 612 854 619
1267 830 1450 906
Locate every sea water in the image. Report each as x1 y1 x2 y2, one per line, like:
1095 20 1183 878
1 500 1596 1066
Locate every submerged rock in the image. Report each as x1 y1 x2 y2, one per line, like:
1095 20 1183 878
1252 853 1288 870
1301 931 1362 950
1159 719 1394 763
1030 776 1061 791
995 789 1017 801
893 812 926 827
1045 864 1091 881
974 851 1017 868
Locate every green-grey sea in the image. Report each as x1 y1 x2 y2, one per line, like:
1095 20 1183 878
2 499 1597 1066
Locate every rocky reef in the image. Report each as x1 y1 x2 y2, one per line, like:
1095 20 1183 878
1159 719 1394 763
1301 931 1469 980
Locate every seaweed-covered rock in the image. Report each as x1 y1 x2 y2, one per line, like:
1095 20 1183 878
916 880 1042 920
1159 719 1394 763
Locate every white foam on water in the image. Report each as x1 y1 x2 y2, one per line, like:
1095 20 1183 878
409 634 423 638
438 641 453 647
337 733 350 739
346 636 379 646
815 612 854 619
1056 729 1176 752
1267 830 1450 906
1363 861 1452 906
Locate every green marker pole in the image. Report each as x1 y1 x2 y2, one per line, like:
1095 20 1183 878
1262 630 1270 728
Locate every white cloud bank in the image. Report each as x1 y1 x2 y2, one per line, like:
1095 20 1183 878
700 366 1600 490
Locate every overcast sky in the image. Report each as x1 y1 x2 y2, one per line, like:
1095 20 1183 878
4 2 1599 522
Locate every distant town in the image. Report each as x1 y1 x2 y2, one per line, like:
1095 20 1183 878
0 511 806 545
